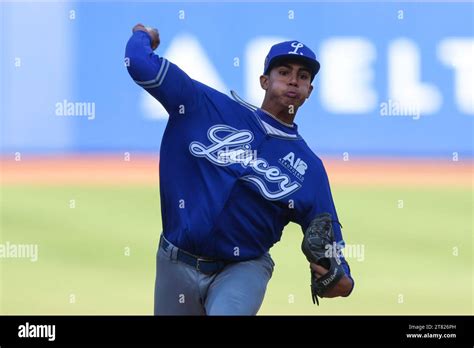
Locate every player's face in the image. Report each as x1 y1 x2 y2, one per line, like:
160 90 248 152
261 61 314 110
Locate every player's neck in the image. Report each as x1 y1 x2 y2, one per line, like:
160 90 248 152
260 102 296 127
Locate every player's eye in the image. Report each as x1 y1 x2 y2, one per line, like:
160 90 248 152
279 69 289 76
300 73 310 80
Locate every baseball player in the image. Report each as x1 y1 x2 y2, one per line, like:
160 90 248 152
125 23 355 315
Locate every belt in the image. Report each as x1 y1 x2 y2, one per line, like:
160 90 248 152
160 236 229 275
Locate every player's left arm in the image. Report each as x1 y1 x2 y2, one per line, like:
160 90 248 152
298 159 355 303
302 215 355 301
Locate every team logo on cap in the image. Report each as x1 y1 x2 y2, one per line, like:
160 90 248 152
288 42 304 55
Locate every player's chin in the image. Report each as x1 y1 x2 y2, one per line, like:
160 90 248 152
281 96 305 109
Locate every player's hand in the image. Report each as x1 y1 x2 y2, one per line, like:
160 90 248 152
132 23 160 50
310 262 328 279
310 262 352 298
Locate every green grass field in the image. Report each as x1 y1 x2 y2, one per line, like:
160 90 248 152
1 184 472 315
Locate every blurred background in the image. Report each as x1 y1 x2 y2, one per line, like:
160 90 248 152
1 0 472 315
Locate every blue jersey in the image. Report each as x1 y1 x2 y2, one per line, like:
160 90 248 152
126 31 352 277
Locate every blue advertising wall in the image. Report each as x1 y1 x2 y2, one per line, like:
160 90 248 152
1 1 473 157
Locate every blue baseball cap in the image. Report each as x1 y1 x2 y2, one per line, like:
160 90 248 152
263 41 320 81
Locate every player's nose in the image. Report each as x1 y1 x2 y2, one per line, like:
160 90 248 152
288 72 298 86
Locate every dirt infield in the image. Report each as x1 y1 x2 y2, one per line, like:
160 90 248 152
1 154 472 187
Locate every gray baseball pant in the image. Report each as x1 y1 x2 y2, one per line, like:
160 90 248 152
153 235 275 315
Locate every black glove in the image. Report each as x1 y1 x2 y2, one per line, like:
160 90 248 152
302 213 346 305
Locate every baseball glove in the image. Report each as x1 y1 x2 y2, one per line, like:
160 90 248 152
301 213 346 305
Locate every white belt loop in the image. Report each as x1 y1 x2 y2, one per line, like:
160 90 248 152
170 246 179 263
161 234 178 262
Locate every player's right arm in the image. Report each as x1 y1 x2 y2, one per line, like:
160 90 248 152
125 23 202 114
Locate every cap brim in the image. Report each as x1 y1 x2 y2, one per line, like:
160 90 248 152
265 55 321 81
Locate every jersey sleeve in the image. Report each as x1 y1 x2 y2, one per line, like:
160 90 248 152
125 30 202 114
296 159 355 294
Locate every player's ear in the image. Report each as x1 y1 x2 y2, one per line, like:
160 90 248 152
306 84 314 99
260 75 269 90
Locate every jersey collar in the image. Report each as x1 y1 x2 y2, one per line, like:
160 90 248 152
255 108 301 139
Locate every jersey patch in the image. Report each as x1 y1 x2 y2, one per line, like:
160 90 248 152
278 152 307 182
